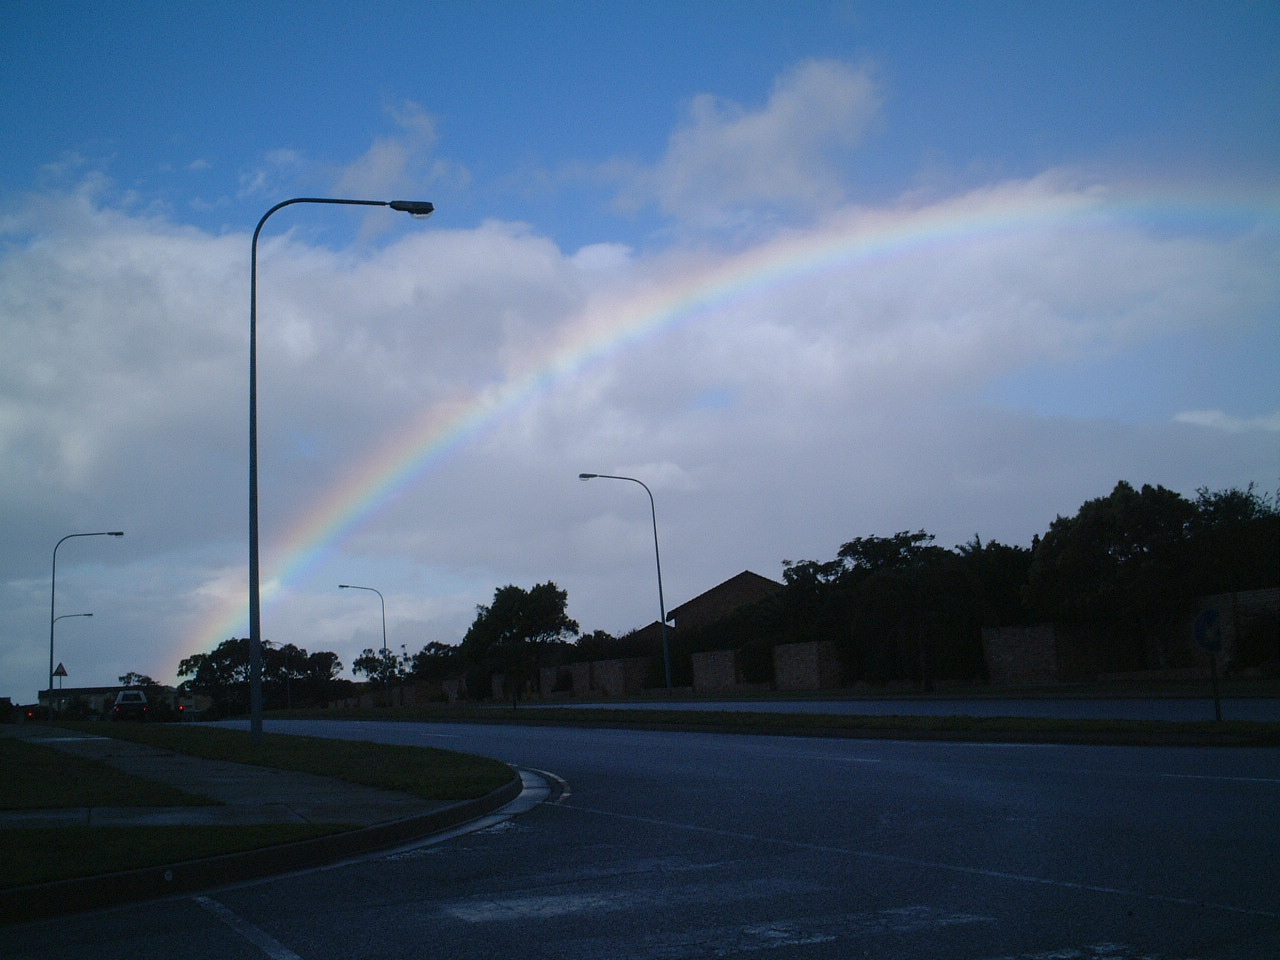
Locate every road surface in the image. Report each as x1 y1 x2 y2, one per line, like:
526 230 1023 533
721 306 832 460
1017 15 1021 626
8 718 1279 959
536 696 1280 722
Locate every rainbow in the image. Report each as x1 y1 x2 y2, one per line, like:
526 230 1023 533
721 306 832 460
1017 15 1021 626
188 179 1275 652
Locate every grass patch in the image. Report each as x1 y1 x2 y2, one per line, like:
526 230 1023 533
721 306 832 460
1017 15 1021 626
54 722 514 801
0 737 211 809
507 707 1280 744
5 824 347 889
2 724 515 891
304 702 1280 746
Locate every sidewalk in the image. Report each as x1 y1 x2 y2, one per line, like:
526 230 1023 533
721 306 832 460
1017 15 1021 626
1 724 523 922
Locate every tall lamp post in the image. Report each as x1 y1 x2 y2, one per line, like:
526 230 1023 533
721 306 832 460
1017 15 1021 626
578 473 672 690
50 531 122 710
249 198 432 744
338 584 390 702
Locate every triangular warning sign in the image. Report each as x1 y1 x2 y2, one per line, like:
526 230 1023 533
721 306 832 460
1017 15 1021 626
53 663 68 677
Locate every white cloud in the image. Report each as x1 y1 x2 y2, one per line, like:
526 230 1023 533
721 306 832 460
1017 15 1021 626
332 101 471 216
1174 409 1280 432
620 59 882 234
1 167 1275 700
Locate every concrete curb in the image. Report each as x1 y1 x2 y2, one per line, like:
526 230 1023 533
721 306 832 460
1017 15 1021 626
1 774 522 925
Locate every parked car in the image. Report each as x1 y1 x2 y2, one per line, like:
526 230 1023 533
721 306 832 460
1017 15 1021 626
111 689 149 721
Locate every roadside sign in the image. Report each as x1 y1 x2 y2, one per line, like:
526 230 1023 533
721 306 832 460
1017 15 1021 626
52 663 67 677
1195 609 1223 653
1194 609 1225 721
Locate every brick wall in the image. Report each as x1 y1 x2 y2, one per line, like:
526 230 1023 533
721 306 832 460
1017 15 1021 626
983 620 1165 685
692 649 741 692
541 658 653 697
773 641 842 691
589 658 651 696
982 624 1059 685
1190 588 1279 667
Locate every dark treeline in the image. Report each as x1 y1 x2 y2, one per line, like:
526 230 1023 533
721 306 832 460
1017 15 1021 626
172 482 1277 712
569 481 1279 690
176 638 352 717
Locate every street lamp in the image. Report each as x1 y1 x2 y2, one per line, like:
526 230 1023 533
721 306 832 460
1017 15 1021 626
50 532 122 708
338 584 390 701
578 473 672 690
249 198 433 744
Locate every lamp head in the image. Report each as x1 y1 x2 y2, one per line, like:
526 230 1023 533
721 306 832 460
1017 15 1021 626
578 473 598 480
338 584 351 589
108 531 124 537
388 200 434 219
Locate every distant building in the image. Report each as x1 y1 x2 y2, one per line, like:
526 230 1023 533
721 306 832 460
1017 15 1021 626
665 570 783 632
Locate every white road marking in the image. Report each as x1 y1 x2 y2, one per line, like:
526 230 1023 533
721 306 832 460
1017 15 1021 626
553 803 1280 921
445 891 621 922
1158 772 1280 784
524 766 572 801
975 944 1191 960
195 896 302 960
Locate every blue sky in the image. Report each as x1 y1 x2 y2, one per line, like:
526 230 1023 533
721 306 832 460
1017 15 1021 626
1 1 1277 702
7 2 1275 245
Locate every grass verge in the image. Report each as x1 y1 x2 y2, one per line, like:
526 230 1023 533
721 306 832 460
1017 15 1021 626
52 721 514 800
0 737 210 808
2 724 514 891
300 703 1280 746
8 824 347 889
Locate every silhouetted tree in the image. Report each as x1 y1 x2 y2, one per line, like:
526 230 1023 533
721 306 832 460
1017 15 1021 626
1025 482 1199 668
118 672 160 688
177 637 350 714
301 650 347 704
955 536 1033 628
177 637 252 717
409 641 461 683
353 647 407 687
461 582 578 705
780 532 989 687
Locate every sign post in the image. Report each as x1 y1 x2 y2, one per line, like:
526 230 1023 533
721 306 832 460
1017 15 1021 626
1194 609 1224 721
52 663 67 715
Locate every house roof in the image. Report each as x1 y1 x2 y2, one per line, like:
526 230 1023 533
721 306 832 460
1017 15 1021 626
666 570 784 628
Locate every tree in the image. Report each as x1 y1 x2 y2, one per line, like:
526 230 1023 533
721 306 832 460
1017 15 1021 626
177 637 349 714
267 643 309 709
352 647 407 693
118 672 160 688
1190 485 1280 595
955 536 1033 628
836 532 961 687
177 637 253 717
573 630 613 662
1025 481 1198 668
302 650 347 704
461 582 578 705
837 530 948 574
408 642 460 683
780 531 988 687
1189 485 1280 668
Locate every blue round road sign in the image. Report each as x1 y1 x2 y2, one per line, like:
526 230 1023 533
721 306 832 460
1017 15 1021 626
1195 609 1224 653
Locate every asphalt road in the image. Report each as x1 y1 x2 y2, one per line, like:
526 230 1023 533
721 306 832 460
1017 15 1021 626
7 718 1280 960
540 697 1280 722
